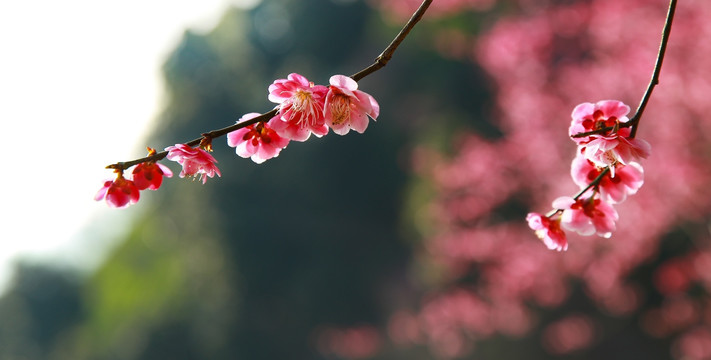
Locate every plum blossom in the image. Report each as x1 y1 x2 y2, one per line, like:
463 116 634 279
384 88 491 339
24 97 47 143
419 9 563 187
165 143 221 184
569 100 651 173
526 212 568 251
553 194 618 238
324 75 380 135
131 148 173 190
268 73 329 141
570 154 644 204
569 100 631 144
132 162 173 190
581 133 651 172
95 173 140 208
227 113 290 164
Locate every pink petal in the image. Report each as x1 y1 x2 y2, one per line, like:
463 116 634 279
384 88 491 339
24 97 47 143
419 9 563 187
571 102 595 121
355 90 379 120
329 75 358 92
94 181 111 201
597 100 630 119
552 196 576 209
157 163 173 178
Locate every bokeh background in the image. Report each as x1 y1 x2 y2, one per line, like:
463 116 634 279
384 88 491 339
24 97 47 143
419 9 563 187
2 0 711 359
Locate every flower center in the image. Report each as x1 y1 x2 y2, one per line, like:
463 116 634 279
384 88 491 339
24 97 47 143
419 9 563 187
284 90 321 128
330 94 351 125
591 110 619 133
292 90 313 113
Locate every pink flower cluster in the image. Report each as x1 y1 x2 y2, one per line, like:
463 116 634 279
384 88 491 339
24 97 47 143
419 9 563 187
97 73 379 208
227 73 379 163
95 148 175 208
527 100 650 250
96 144 221 208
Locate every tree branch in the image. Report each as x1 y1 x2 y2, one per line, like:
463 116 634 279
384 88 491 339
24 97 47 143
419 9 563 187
628 0 676 138
106 0 433 171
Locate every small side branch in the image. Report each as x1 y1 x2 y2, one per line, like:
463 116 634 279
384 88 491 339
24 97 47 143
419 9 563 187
351 0 433 82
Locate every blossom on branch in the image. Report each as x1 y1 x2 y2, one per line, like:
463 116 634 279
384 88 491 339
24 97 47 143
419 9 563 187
95 173 140 208
526 212 568 251
569 100 631 144
227 113 290 164
553 194 618 238
581 134 651 172
569 100 651 174
570 154 644 204
269 73 329 141
131 148 173 190
165 143 221 184
324 75 380 135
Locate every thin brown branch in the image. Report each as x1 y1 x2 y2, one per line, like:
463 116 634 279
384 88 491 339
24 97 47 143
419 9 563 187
573 167 609 201
628 0 676 138
107 109 278 171
545 166 609 218
571 122 634 139
106 0 433 171
350 0 433 81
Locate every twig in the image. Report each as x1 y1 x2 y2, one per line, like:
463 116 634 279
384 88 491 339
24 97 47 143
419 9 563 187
350 0 433 81
628 0 676 138
106 0 433 171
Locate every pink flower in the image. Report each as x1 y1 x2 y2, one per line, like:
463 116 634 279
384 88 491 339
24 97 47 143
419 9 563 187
569 100 631 144
268 73 329 141
95 174 140 208
132 160 173 191
165 143 221 184
581 134 651 171
227 113 290 164
568 100 651 173
526 212 568 251
324 75 380 135
553 194 618 238
570 154 644 204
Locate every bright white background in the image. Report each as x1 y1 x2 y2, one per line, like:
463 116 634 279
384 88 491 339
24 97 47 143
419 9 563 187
0 0 258 293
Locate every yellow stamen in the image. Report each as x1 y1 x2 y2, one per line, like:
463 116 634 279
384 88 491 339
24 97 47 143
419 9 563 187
330 94 351 125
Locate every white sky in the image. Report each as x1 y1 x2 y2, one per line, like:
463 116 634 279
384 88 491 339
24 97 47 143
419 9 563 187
0 0 259 293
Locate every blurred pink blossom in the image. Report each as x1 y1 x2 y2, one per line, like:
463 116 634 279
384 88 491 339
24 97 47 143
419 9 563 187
542 315 596 355
316 325 381 359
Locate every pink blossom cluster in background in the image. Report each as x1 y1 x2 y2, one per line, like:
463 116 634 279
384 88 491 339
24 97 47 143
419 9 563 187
96 74 379 208
316 325 382 359
371 0 711 358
